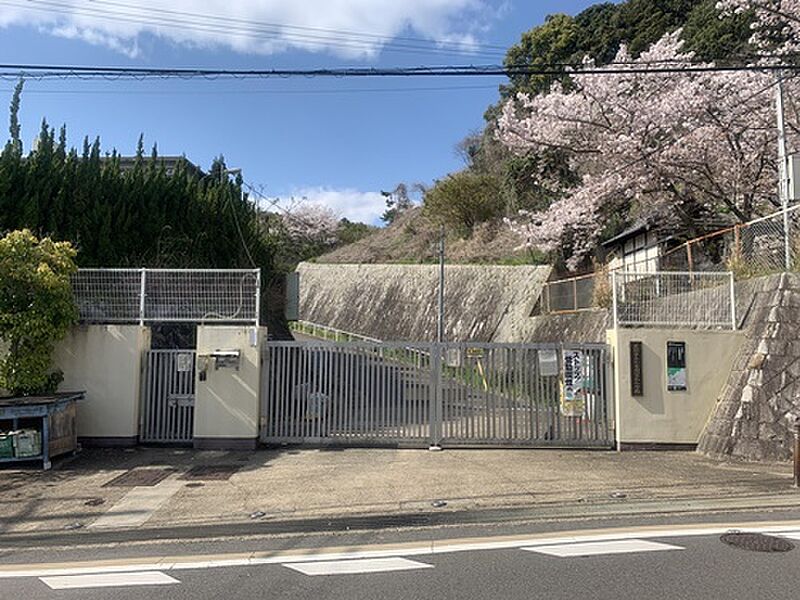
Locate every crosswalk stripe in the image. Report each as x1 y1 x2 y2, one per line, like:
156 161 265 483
523 539 684 558
39 571 180 590
283 557 434 576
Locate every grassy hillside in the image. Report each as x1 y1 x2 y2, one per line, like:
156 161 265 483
315 207 540 265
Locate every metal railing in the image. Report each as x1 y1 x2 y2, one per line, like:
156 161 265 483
289 320 382 343
612 271 736 330
72 268 261 325
541 273 598 313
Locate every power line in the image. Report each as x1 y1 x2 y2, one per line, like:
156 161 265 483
0 0 507 59
1 62 798 81
0 83 500 96
73 0 509 52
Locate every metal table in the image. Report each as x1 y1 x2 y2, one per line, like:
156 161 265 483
0 392 84 469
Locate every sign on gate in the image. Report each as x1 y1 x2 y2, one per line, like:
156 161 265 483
561 350 586 418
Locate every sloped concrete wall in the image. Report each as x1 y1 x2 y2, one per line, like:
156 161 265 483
698 273 800 461
296 263 553 342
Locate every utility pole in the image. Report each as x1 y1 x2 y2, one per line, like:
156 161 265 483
776 71 792 271
437 224 445 344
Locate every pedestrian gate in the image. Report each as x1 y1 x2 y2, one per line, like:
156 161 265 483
260 342 613 448
140 349 196 444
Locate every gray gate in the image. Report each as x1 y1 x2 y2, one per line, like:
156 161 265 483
141 349 196 444
260 342 613 448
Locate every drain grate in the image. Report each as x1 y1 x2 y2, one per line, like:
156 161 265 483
720 532 795 553
180 464 241 481
103 468 175 488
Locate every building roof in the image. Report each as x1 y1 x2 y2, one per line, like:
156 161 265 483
601 221 651 248
112 155 204 177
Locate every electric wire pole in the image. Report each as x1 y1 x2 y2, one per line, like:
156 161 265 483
776 71 792 271
437 224 445 344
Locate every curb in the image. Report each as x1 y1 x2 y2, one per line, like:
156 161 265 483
3 491 800 549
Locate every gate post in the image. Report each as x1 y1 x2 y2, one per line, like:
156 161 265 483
429 344 443 450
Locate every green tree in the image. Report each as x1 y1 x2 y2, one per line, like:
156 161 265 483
336 218 376 245
423 172 504 234
0 230 78 396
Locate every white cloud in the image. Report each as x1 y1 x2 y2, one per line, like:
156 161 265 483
0 0 495 59
270 187 390 224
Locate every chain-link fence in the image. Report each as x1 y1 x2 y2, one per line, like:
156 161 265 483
660 204 800 277
612 271 735 329
72 269 261 324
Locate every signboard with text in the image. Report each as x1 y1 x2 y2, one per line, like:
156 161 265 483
561 350 586 417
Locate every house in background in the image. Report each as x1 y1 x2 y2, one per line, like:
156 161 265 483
602 222 671 274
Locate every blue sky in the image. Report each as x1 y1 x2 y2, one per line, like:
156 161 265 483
0 0 599 224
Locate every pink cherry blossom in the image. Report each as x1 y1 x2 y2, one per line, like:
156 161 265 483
497 30 799 269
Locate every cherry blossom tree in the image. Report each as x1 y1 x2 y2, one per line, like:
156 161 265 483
281 202 340 248
717 0 800 57
497 30 799 269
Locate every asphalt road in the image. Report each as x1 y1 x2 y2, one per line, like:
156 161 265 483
3 510 800 600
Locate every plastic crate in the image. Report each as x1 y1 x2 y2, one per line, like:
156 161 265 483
0 433 13 459
13 430 41 458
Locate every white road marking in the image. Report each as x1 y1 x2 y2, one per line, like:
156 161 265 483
777 530 800 541
3 519 800 579
283 558 433 576
40 571 179 590
90 480 183 529
524 539 684 558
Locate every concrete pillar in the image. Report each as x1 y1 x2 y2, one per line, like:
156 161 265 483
54 324 150 446
194 326 264 450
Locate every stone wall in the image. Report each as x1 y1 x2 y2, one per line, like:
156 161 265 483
698 273 800 461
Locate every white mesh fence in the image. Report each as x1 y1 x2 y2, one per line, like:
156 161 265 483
72 269 260 324
613 271 735 330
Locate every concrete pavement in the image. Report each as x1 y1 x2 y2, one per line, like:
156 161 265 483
1 446 798 538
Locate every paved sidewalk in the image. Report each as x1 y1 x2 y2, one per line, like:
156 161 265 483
0 447 797 535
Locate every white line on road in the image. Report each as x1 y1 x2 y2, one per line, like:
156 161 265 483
40 571 179 590
90 480 184 529
284 558 434 576
4 519 800 579
523 539 684 558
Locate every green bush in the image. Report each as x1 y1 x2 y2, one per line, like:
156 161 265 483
423 172 504 235
0 229 78 396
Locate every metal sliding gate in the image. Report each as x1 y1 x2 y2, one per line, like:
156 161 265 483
260 342 614 448
141 349 196 444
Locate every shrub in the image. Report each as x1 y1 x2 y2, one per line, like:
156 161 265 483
423 172 504 235
0 230 78 396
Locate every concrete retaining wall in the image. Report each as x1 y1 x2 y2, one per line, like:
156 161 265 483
297 263 552 342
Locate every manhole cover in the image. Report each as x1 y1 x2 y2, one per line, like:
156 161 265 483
720 532 794 553
103 468 175 488
180 464 241 481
